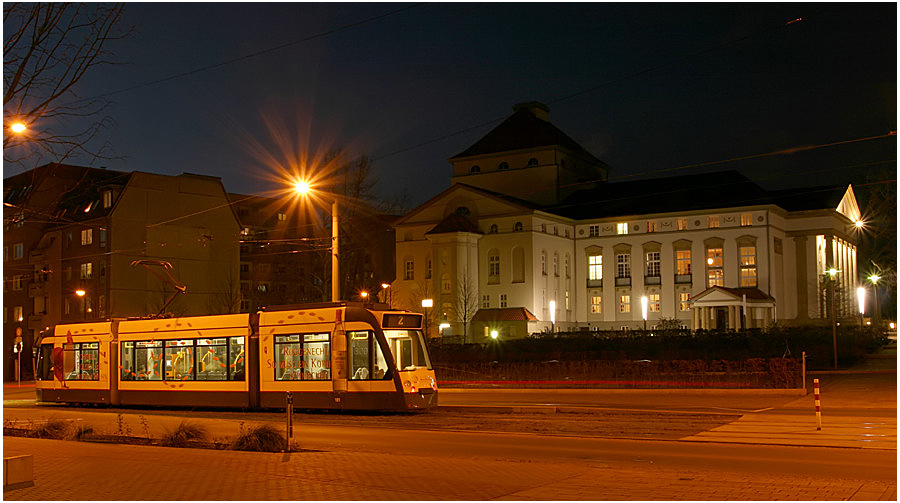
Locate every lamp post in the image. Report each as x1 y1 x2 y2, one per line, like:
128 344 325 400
868 274 881 327
295 180 340 302
640 295 649 332
549 300 556 332
826 268 840 369
421 298 433 339
381 283 391 308
856 286 866 328
359 290 369 302
75 288 87 320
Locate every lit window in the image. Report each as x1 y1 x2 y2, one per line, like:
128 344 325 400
277 212 287 221
81 229 93 246
12 275 24 291
740 246 757 287
103 190 113 208
13 306 23 322
80 262 93 279
740 213 752 226
708 216 720 228
619 295 631 313
649 294 660 312
588 255 602 281
647 221 657 233
676 250 692 275
680 292 691 311
706 248 723 287
589 225 600 237
617 223 628 235
646 251 660 277
616 254 631 278
591 295 602 314
676 218 688 231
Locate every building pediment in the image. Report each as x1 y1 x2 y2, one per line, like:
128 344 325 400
394 183 536 228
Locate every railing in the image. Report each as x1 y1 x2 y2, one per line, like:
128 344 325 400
615 277 631 286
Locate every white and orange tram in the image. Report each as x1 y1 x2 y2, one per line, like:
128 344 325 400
34 302 437 410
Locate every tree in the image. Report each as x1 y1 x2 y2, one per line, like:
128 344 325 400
455 272 479 343
4 3 130 165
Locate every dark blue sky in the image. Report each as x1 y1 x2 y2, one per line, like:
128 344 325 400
22 3 900 207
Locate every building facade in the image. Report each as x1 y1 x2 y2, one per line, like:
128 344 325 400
4 164 241 380
391 103 862 340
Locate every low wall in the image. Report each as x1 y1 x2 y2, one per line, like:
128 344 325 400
434 358 802 389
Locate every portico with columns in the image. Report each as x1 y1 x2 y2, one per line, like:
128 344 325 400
690 286 776 330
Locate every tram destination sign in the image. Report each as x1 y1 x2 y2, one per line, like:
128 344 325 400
382 313 422 329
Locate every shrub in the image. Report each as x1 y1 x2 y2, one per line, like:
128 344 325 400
30 418 92 440
161 421 208 447
230 424 287 452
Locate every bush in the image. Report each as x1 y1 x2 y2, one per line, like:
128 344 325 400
30 418 92 440
161 421 208 447
230 424 286 452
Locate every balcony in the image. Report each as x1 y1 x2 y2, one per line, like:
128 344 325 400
615 277 631 286
586 278 602 288
644 275 661 285
674 274 692 284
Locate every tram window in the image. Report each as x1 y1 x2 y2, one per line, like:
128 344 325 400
124 341 164 380
229 337 245 381
349 331 370 380
274 333 330 381
63 342 100 380
37 344 53 380
197 338 228 381
384 330 432 370
165 339 196 381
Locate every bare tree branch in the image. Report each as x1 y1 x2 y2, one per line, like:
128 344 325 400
3 3 130 166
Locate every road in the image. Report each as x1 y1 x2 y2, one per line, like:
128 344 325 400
3 351 896 500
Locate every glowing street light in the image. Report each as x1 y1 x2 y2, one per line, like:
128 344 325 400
868 273 882 326
359 290 369 300
641 295 649 331
10 122 26 134
490 330 499 340
294 178 340 302
549 300 556 331
381 283 391 307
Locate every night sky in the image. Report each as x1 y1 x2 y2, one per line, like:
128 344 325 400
9 2 898 208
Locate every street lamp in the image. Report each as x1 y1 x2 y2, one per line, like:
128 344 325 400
549 300 556 332
856 286 866 328
421 298 433 339
294 179 339 302
826 268 840 369
868 273 881 326
640 295 649 332
10 122 26 134
75 289 87 320
359 290 369 301
381 283 391 307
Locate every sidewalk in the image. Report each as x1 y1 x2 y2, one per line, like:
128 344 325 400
681 343 897 449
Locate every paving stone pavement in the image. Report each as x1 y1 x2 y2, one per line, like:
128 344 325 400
2 436 897 501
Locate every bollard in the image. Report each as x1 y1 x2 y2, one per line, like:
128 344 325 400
286 391 293 451
813 378 822 431
801 352 806 393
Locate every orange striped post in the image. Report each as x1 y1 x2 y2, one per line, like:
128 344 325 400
814 378 822 430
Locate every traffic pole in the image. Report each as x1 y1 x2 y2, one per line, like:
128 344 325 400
813 378 822 431
286 391 294 451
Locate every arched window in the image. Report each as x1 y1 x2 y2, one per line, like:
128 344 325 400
470 165 481 173
498 162 509 170
527 158 538 167
514 222 523 232
489 224 498 233
441 273 451 293
455 206 470 217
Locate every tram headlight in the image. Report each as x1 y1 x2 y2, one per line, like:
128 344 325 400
404 380 412 388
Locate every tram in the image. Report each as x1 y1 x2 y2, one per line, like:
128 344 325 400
34 302 437 410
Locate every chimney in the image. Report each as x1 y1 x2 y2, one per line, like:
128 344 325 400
513 101 550 121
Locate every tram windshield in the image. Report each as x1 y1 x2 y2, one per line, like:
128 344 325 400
383 329 432 371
